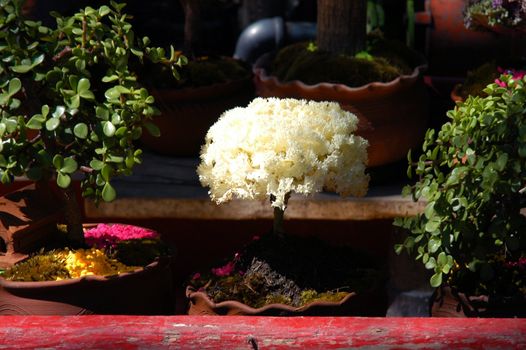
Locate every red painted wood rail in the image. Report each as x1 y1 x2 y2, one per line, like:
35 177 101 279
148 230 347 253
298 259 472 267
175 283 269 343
0 316 525 349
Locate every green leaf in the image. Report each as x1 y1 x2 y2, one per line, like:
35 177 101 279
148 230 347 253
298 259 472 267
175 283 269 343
103 121 116 137
45 118 60 131
77 78 90 93
425 257 436 269
61 157 78 174
8 78 22 95
102 182 116 202
115 126 127 137
437 252 447 266
26 114 45 129
41 105 49 118
144 122 160 137
57 172 71 188
101 164 112 181
10 65 32 73
102 75 119 83
53 154 63 169
428 237 441 253
430 272 443 287
73 123 88 139
99 5 111 16
90 159 104 170
53 106 66 119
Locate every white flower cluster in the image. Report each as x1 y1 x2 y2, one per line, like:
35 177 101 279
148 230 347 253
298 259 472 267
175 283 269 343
197 97 369 210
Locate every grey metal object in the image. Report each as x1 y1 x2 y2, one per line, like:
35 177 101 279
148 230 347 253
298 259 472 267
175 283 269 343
234 17 316 64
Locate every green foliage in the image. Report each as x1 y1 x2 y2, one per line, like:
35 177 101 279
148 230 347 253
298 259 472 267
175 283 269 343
0 0 185 204
395 75 526 290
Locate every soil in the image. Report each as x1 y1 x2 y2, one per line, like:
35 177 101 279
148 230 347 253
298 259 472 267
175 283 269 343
269 33 425 87
143 55 251 89
188 232 385 309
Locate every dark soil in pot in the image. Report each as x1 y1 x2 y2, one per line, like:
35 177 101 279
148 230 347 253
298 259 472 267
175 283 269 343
187 233 387 316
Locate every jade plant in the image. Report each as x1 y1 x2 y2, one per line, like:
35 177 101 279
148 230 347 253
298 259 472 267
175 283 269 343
192 97 373 308
0 0 185 245
395 74 526 299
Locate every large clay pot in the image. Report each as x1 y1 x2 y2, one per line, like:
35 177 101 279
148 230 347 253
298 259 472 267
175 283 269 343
253 53 429 167
140 77 254 157
186 286 387 316
0 255 173 315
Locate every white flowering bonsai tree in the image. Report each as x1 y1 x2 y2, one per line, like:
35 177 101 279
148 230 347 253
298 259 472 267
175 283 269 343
198 97 369 235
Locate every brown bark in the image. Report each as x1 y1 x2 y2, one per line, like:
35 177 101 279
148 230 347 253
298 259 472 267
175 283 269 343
317 0 367 56
179 0 202 57
59 185 85 246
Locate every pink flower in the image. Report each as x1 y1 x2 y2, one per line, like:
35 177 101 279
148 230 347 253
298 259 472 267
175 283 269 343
211 261 236 277
85 224 159 249
495 78 507 87
192 272 201 280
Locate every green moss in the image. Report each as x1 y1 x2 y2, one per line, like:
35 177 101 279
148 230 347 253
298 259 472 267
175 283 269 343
4 250 70 282
270 35 425 87
300 289 350 305
113 238 170 266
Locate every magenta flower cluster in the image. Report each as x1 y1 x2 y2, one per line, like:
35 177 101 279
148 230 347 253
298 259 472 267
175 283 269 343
495 67 526 87
504 257 526 269
85 223 159 249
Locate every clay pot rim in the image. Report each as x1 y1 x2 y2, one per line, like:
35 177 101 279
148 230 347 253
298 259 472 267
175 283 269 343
185 285 357 315
253 52 428 95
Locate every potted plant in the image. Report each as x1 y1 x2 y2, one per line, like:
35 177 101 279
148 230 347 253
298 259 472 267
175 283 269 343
464 0 526 34
186 97 387 316
253 0 429 168
139 0 254 157
0 0 183 315
394 74 526 317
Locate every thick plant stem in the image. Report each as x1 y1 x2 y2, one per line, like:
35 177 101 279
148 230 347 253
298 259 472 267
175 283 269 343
59 186 85 246
317 0 366 56
271 193 290 236
273 206 285 236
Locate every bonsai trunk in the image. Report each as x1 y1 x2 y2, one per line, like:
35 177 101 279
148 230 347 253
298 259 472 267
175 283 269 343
317 0 367 56
179 0 202 57
59 186 84 246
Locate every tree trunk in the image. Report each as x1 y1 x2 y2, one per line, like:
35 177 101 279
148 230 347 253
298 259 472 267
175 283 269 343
317 0 367 56
59 186 85 246
179 0 202 57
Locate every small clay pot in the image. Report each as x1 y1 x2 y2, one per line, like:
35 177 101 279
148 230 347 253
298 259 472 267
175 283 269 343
253 53 429 167
0 256 173 315
186 286 387 316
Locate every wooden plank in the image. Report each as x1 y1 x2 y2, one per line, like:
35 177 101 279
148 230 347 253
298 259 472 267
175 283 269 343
0 316 524 349
84 193 425 220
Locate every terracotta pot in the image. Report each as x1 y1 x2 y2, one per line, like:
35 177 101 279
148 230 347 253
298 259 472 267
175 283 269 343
0 255 173 315
430 286 526 318
140 77 255 156
415 0 513 75
253 54 429 167
186 286 386 316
